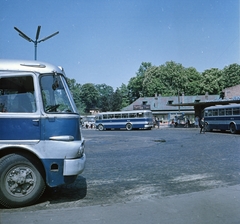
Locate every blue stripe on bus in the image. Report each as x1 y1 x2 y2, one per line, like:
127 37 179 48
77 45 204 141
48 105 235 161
205 116 240 130
95 118 152 129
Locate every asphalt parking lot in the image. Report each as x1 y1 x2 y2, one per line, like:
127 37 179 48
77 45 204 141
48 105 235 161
1 127 240 223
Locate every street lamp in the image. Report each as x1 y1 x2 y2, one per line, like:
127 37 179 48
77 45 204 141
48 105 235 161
14 26 59 60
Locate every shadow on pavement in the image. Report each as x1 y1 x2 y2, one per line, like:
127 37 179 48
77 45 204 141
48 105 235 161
39 176 87 205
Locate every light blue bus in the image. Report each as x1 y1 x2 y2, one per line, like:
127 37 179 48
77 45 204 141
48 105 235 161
0 59 86 208
204 104 240 134
95 110 153 131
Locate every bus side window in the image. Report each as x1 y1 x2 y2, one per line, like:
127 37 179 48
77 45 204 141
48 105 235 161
12 93 33 113
226 108 232 115
0 95 6 112
233 107 240 115
103 114 108 119
115 114 121 119
219 109 225 116
122 113 128 118
204 110 208 117
108 114 114 119
2 76 36 113
212 109 218 116
129 113 136 118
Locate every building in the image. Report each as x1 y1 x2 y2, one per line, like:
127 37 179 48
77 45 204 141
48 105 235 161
122 93 219 124
122 85 240 124
223 84 240 100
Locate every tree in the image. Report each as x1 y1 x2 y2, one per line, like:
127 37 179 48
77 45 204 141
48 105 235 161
119 83 130 108
79 83 99 113
67 61 240 112
111 88 123 111
127 62 152 103
199 68 224 95
184 67 202 95
66 78 85 113
142 66 165 96
142 61 189 96
222 63 240 88
95 84 114 111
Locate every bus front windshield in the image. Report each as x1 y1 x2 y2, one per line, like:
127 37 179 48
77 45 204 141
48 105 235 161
40 74 76 113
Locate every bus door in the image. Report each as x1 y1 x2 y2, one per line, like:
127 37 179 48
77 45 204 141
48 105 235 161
39 74 81 140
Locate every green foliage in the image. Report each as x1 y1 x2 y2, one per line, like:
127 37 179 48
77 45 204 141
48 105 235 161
199 68 224 95
119 83 130 108
95 84 114 111
222 63 240 88
127 62 152 103
142 61 199 96
79 83 99 113
111 88 123 111
67 61 240 113
66 78 85 113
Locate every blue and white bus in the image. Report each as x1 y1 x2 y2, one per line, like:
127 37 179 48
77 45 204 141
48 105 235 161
204 104 240 134
95 110 153 131
0 59 86 208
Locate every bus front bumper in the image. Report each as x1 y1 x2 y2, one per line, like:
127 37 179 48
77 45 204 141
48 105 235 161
144 124 153 129
63 153 86 176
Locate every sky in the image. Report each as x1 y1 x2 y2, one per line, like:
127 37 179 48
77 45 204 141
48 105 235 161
0 0 239 89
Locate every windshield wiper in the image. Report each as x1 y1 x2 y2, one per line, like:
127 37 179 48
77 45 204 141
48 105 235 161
45 104 60 112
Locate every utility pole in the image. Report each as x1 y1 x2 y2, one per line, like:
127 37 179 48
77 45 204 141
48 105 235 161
14 26 59 60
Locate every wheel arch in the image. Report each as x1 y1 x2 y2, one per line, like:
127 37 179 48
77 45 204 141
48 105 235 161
229 121 238 133
126 122 133 130
97 123 105 131
229 121 237 129
0 146 46 180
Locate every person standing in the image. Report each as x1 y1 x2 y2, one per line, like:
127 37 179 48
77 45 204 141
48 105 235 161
195 116 199 128
199 118 205 134
155 116 160 129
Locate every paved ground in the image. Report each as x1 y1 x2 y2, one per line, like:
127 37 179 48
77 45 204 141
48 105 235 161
1 184 240 224
0 127 240 223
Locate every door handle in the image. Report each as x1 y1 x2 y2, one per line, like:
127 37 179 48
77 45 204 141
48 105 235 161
32 119 39 126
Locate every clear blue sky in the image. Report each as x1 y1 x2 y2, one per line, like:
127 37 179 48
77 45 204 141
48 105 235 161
0 0 239 89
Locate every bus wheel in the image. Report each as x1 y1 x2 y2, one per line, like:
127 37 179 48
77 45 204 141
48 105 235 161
0 154 46 208
98 124 104 131
230 123 236 134
126 123 132 131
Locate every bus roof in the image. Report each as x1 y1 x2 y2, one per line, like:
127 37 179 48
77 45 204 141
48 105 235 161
205 104 240 110
97 110 152 114
0 59 65 75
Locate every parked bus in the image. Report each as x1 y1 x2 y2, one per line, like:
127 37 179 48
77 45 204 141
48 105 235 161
95 110 153 131
0 59 86 208
204 104 240 134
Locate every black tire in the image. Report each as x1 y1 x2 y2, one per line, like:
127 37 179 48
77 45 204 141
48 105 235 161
126 123 132 131
0 154 46 208
98 124 104 131
230 123 236 134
